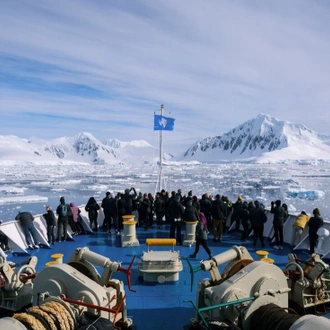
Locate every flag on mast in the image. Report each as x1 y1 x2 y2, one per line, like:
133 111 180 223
154 114 175 131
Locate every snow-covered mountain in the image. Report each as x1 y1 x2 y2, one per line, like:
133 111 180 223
175 114 330 164
104 138 173 163
0 133 172 165
2 114 330 165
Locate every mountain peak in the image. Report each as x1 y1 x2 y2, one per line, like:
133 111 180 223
177 114 330 163
105 138 152 148
0 133 172 165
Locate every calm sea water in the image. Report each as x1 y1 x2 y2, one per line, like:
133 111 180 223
0 163 329 221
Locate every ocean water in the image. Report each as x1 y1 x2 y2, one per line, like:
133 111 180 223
0 162 329 221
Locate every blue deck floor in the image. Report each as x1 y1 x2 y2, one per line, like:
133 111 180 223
6 224 330 330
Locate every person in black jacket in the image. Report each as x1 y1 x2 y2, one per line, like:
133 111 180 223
231 195 243 232
56 196 70 241
0 220 10 251
123 187 137 215
154 193 165 228
183 200 200 222
168 195 185 245
101 192 118 234
15 211 39 249
200 193 212 229
140 193 151 230
271 200 286 249
43 205 56 245
240 201 250 242
250 201 267 247
147 193 155 227
117 193 126 232
211 194 227 242
85 196 100 231
308 208 324 255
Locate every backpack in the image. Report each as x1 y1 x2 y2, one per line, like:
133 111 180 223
61 204 68 216
199 212 208 231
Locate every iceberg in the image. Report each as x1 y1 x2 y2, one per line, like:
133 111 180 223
286 189 325 200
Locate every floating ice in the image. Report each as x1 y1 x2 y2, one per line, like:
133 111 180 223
286 189 325 200
0 195 48 205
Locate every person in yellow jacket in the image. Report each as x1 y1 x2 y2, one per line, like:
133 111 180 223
291 210 310 248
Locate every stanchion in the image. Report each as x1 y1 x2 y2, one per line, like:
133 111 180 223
183 221 198 246
256 250 269 260
51 253 64 263
121 215 139 247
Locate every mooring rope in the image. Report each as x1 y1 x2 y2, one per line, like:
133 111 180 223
28 306 57 330
39 303 69 330
43 300 75 330
13 312 45 330
250 302 300 330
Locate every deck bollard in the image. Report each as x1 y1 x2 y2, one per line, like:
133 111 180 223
51 253 64 263
183 221 199 246
256 250 269 260
121 215 139 247
261 257 274 264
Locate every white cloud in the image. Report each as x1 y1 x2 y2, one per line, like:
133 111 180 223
1 0 330 155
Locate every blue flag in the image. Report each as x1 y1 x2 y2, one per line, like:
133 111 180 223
154 114 175 131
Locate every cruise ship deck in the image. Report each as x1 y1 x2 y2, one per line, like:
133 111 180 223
3 220 330 330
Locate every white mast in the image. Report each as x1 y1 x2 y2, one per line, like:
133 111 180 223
155 104 166 194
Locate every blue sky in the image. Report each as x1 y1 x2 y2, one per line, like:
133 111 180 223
1 0 330 155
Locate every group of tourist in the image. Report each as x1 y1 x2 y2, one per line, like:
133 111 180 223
0 187 326 257
11 196 87 249
228 196 324 255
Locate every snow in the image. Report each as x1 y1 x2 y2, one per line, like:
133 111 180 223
105 138 152 148
0 133 170 165
0 162 329 223
1 114 330 221
176 114 330 163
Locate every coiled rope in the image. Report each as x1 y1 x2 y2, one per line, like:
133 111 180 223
13 312 45 330
12 300 75 330
39 302 69 330
250 303 300 330
42 300 75 330
28 306 57 330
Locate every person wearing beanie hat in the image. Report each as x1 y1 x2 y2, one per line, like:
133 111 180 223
271 199 286 250
308 208 323 255
250 201 267 248
182 190 193 207
211 194 227 242
56 196 71 241
240 201 250 242
168 193 185 245
15 211 40 249
231 195 243 232
291 210 310 248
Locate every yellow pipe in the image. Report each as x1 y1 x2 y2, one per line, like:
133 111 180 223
146 238 176 246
